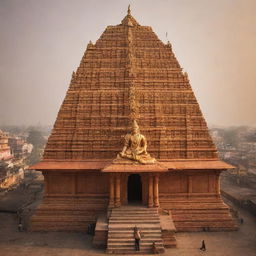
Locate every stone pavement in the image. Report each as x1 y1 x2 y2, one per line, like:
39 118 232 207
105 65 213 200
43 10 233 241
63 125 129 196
0 199 255 256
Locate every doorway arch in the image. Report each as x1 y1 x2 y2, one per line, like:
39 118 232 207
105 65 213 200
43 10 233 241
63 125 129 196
127 174 142 203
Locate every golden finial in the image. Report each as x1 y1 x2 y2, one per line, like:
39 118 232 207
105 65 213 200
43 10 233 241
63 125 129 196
128 4 131 15
132 120 139 131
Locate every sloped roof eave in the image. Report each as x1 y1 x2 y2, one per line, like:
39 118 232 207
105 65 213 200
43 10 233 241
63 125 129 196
28 159 234 171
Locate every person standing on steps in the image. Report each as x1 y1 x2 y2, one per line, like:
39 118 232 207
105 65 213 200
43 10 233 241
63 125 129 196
200 240 206 251
152 242 159 254
134 226 141 251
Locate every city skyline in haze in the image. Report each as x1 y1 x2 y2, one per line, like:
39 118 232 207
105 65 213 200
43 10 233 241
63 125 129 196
0 0 255 127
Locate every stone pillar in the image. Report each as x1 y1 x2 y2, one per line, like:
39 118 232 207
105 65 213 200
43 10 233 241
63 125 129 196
71 174 76 195
216 172 220 194
188 175 192 193
109 174 115 208
148 174 154 208
115 174 121 207
153 174 159 207
43 172 49 196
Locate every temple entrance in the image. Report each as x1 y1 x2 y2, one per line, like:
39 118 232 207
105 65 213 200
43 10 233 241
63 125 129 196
127 174 142 203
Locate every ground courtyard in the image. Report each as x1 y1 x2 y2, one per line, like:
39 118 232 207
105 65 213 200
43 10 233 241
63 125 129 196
0 199 255 256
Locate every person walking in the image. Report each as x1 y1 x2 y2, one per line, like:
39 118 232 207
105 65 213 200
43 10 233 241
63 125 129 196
18 222 23 232
134 226 141 251
200 240 206 251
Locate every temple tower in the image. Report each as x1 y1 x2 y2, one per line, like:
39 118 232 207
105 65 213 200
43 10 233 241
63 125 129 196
30 6 237 253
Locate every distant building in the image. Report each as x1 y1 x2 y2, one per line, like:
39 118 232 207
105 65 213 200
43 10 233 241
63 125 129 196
8 136 33 158
0 130 12 160
0 161 24 190
22 143 33 155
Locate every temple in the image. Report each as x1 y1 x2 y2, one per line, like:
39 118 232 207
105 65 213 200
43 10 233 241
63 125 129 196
30 7 237 254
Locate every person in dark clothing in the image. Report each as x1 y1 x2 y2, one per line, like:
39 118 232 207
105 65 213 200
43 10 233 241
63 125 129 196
200 240 206 251
134 226 141 251
152 242 159 254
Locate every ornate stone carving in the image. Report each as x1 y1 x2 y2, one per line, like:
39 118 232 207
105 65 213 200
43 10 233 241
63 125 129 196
43 9 218 161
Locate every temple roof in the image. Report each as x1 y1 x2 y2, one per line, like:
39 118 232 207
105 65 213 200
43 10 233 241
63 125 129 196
42 8 220 163
29 160 234 171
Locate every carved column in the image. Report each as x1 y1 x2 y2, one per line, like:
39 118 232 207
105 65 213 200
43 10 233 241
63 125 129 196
153 174 159 207
188 175 192 193
109 174 115 208
115 174 121 207
71 174 76 195
216 172 220 194
148 174 154 208
43 171 49 196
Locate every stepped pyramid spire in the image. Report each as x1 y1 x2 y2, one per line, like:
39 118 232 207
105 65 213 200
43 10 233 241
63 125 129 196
43 10 218 161
128 4 131 15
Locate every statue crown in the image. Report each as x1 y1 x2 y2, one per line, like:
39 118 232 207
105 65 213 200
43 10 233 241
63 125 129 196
132 120 140 131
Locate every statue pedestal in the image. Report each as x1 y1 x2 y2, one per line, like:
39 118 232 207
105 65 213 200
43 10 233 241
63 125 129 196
113 154 156 165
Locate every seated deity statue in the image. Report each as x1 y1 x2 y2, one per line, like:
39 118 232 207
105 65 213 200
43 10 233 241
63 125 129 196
118 120 156 164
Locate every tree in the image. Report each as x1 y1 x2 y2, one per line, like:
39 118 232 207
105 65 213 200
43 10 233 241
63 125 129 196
26 129 46 165
26 147 43 165
27 129 46 148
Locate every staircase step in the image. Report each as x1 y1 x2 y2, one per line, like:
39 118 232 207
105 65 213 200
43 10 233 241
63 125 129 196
106 249 154 254
107 206 165 254
108 225 161 231
111 212 158 215
107 247 165 254
110 216 159 219
108 238 162 242
109 220 160 224
108 241 163 246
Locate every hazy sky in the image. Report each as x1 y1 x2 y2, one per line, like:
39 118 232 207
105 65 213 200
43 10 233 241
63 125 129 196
0 0 256 127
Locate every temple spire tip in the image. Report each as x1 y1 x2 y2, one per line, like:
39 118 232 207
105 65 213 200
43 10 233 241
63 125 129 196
128 4 131 15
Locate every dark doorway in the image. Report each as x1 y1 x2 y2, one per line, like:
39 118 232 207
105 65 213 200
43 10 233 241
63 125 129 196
128 174 142 203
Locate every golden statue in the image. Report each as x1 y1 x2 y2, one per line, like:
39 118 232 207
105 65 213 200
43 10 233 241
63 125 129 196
117 120 156 164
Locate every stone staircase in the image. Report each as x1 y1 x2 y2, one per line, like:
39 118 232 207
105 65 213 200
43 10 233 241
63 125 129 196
107 206 165 254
